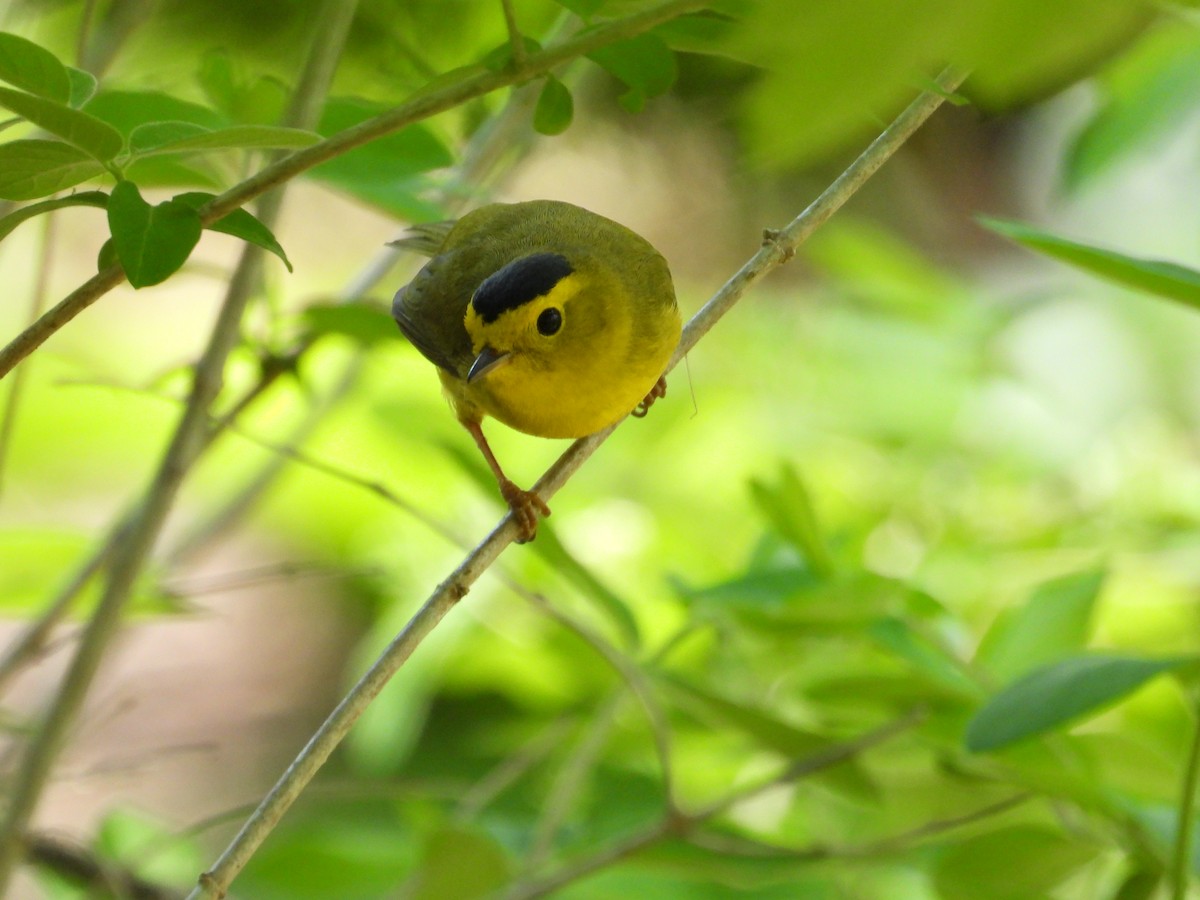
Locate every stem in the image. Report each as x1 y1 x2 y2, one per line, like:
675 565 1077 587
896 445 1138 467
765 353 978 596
0 3 358 891
183 68 966 900
1173 695 1200 900
500 0 529 71
0 0 708 381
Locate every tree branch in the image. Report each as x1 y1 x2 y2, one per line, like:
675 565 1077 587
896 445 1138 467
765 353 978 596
503 709 926 899
181 65 968 900
0 0 708 381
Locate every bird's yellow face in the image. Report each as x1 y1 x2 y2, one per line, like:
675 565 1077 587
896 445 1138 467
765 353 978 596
461 252 653 439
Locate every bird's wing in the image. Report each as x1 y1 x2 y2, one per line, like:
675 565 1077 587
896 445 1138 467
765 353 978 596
392 251 475 377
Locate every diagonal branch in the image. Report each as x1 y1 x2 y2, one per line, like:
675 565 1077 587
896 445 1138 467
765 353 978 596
182 65 969 900
0 0 709 380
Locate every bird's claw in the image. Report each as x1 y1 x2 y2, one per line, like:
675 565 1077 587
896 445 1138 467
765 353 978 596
632 376 668 418
500 479 551 543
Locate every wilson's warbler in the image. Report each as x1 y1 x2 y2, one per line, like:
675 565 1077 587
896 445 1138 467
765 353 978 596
392 199 681 541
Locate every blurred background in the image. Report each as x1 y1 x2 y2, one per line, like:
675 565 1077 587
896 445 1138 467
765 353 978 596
2 0 1200 897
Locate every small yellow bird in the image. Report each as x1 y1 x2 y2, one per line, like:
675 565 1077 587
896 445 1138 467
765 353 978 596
392 199 681 541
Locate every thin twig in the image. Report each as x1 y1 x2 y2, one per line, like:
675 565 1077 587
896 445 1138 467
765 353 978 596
182 67 967 900
0 4 359 890
500 0 529 71
0 0 708 381
526 695 622 869
518 590 676 808
502 709 926 899
456 717 578 822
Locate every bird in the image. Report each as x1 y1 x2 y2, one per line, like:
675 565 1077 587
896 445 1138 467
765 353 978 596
391 199 681 542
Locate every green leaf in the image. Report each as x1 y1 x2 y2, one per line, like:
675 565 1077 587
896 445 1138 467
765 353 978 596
132 123 320 157
0 32 70 101
975 569 1104 682
197 49 289 125
97 237 118 271
661 675 880 801
171 190 292 271
407 826 511 900
310 97 453 217
128 121 211 154
979 217 1200 312
303 302 396 346
932 825 1099 900
0 87 124 161
588 32 677 112
84 89 226 137
869 617 982 698
0 190 108 243
65 67 97 108
748 463 834 577
96 808 203 886
965 654 1194 753
533 75 573 135
107 180 202 288
1064 25 1200 192
0 139 106 200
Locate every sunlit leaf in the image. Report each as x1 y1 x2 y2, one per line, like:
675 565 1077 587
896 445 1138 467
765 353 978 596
1064 24 1200 192
96 807 203 886
107 180 202 288
0 32 70 101
975 569 1104 682
933 825 1099 900
0 139 106 200
965 654 1194 752
980 216 1200 311
748 463 834 577
661 674 880 800
533 75 573 135
869 617 982 698
65 66 97 108
0 190 108 243
0 87 124 161
132 123 320 157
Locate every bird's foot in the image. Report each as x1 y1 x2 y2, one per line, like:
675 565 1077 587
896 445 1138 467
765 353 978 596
632 376 668 418
500 479 551 543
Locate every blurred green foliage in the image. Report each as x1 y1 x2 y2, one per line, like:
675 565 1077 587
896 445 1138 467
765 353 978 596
1 1 1200 899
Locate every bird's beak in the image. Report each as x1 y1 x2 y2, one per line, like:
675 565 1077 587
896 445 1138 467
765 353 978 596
467 346 511 383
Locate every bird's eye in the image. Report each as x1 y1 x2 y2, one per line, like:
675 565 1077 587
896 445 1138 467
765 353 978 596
537 307 562 336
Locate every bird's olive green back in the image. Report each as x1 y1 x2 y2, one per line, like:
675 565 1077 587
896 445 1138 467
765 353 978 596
392 200 675 379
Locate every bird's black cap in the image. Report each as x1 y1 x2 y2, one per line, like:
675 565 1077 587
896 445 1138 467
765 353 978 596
472 253 573 324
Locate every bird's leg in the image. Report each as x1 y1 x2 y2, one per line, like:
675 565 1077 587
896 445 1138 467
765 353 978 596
463 419 550 543
631 376 667 418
